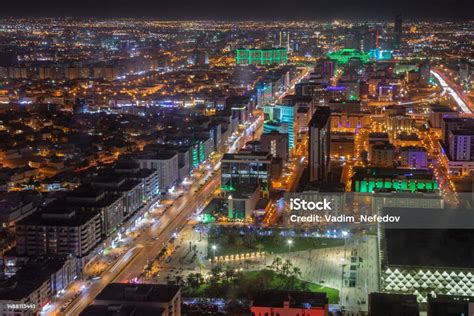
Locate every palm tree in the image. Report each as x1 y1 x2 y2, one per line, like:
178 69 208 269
281 259 293 278
225 265 235 283
195 257 204 274
272 255 283 273
287 266 302 290
292 266 302 279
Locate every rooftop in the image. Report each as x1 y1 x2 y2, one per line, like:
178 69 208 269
80 305 165 316
352 167 434 181
252 290 327 309
95 283 180 303
0 257 70 301
384 226 474 268
308 106 331 129
368 293 419 316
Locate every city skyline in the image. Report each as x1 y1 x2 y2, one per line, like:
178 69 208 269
1 0 474 20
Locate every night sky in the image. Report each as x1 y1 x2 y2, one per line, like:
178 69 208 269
1 0 473 20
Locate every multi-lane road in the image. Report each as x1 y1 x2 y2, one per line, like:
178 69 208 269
57 116 264 316
63 171 220 316
431 68 473 114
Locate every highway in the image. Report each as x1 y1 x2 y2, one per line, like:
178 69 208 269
55 116 264 316
431 69 472 114
64 172 220 316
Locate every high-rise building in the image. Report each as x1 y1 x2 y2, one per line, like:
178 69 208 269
263 104 296 150
393 15 403 49
308 107 331 182
261 131 289 161
362 29 378 52
449 130 474 161
419 61 431 86
322 60 336 80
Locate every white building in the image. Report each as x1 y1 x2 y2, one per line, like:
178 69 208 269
135 151 179 193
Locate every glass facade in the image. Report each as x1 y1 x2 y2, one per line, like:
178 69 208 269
263 104 295 150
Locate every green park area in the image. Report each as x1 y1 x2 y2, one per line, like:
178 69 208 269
183 257 339 304
207 226 344 257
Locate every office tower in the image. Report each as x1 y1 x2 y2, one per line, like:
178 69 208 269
308 106 331 182
263 104 296 150
394 15 403 49
419 61 431 86
279 31 290 51
362 29 378 52
323 60 335 80
261 131 289 161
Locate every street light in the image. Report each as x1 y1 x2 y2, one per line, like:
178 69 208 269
287 239 293 253
212 244 217 259
342 230 349 263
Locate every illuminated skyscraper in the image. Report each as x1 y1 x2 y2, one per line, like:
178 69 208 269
308 106 331 182
263 104 296 150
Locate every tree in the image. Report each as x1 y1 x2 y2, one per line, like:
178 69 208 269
243 232 257 248
288 266 302 290
234 236 244 247
186 273 201 289
224 265 235 284
175 275 184 286
271 256 283 273
210 265 223 284
281 259 293 278
195 257 204 274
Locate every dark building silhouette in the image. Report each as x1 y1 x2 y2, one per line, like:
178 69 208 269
394 14 403 49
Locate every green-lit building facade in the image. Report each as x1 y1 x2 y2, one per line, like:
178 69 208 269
262 104 296 150
236 48 288 66
327 49 370 65
352 167 438 193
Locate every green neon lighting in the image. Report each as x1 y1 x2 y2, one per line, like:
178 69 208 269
354 179 438 193
192 147 199 168
221 185 236 192
236 48 288 66
327 49 370 65
199 144 205 163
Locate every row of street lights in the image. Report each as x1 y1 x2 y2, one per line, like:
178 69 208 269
210 239 296 259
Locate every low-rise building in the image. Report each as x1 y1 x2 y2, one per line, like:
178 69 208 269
400 146 428 169
368 293 419 316
86 283 181 316
250 290 328 316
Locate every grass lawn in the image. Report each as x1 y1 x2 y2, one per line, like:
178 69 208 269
183 269 340 304
241 270 339 303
